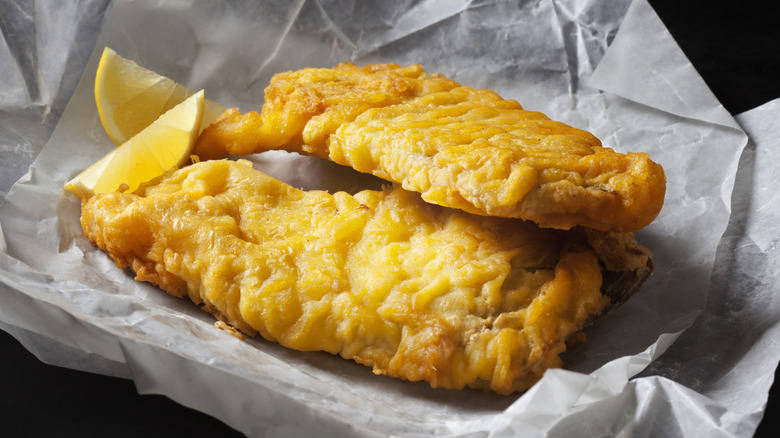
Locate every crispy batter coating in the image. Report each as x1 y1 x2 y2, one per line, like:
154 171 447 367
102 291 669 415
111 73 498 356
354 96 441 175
194 63 665 231
81 160 651 394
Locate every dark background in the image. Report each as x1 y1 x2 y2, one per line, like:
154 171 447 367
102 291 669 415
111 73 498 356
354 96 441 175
2 1 778 436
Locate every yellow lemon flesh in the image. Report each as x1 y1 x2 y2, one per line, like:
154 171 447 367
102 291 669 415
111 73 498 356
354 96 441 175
65 90 205 199
95 47 224 145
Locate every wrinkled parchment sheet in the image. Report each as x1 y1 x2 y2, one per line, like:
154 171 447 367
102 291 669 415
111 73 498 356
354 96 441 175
1 0 777 436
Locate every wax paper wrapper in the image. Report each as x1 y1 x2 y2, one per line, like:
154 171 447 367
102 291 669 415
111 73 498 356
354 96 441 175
1 0 778 436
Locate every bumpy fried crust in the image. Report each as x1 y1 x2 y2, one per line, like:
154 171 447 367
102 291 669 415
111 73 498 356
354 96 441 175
194 63 665 232
195 63 459 159
81 160 652 394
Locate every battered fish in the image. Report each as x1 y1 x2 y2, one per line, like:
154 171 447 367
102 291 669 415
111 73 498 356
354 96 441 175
194 63 665 232
81 159 652 394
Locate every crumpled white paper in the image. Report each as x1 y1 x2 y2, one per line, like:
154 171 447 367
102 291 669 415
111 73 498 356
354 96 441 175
1 0 778 436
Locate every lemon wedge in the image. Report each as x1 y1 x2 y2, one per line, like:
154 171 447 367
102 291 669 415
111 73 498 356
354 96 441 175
65 90 205 199
95 47 224 145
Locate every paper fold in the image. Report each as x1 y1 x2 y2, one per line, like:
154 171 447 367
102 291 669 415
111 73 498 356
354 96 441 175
588 0 740 131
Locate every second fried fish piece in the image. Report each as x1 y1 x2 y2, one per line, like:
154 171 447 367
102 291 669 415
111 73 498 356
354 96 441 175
194 63 665 231
81 159 652 394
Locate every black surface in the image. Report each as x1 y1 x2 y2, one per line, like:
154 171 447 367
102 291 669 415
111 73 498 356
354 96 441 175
649 0 780 115
0 330 243 437
2 1 779 436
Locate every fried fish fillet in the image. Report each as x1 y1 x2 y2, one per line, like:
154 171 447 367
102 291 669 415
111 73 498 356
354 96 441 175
194 63 666 232
81 159 652 394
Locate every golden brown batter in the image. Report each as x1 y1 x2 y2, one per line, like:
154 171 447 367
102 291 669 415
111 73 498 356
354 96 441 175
81 160 652 394
194 63 665 231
